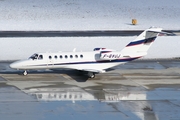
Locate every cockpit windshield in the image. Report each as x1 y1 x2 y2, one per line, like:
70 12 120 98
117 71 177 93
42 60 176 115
29 53 38 60
29 53 43 60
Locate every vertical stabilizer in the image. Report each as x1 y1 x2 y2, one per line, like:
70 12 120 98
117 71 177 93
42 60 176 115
121 27 162 57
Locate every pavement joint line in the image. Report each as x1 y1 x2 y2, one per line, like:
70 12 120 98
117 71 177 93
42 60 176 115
126 78 149 90
61 74 71 80
1 75 9 81
168 100 180 108
157 62 169 69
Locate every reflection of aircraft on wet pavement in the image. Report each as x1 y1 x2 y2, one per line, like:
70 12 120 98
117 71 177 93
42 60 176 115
10 27 170 78
23 87 156 119
24 87 147 102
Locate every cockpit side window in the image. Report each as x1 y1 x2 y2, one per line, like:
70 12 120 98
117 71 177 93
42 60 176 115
38 55 43 60
29 53 38 60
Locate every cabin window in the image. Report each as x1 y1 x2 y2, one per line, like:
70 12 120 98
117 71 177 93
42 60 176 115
65 55 68 59
60 55 63 59
38 55 43 60
49 56 52 59
80 55 83 58
54 55 57 59
75 55 78 58
70 55 73 58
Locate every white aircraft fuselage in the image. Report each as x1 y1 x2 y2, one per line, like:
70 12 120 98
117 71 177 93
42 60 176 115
10 27 167 78
10 50 139 71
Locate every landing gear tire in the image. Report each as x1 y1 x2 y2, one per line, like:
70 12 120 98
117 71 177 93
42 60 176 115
88 72 95 78
23 70 28 76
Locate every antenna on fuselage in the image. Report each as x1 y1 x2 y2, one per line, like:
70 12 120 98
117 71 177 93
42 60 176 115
73 48 76 52
46 49 52 53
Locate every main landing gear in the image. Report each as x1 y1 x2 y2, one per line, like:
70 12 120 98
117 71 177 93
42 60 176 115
87 72 95 78
78 71 95 78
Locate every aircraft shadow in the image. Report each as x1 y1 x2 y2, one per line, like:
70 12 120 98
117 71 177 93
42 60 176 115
51 69 89 82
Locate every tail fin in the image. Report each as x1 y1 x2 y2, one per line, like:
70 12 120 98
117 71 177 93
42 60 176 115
121 27 162 58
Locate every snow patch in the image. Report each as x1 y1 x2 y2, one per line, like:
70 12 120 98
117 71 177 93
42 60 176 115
0 36 179 60
0 0 180 30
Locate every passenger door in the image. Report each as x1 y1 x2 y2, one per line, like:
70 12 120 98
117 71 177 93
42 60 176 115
47 54 54 68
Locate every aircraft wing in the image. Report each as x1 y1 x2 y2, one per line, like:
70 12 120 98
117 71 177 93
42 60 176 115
80 69 106 73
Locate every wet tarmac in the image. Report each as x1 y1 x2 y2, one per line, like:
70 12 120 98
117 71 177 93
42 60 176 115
1 60 180 120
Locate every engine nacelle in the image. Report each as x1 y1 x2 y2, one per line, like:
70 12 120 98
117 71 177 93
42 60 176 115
100 51 121 60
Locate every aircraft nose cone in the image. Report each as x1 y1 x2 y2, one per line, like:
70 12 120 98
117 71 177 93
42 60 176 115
10 62 18 69
10 61 22 69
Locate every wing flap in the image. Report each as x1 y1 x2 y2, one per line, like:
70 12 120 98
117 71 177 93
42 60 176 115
80 69 106 73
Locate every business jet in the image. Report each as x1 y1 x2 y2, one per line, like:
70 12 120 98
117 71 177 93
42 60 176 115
10 27 168 78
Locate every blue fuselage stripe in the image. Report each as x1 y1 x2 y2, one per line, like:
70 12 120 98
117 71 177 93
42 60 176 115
126 37 156 47
30 57 140 67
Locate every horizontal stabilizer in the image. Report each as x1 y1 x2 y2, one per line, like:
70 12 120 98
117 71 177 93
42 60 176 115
147 30 175 35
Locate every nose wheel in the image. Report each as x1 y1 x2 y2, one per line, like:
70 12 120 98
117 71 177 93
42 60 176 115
23 70 28 76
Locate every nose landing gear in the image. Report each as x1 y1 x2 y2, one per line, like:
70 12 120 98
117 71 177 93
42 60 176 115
23 70 28 76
